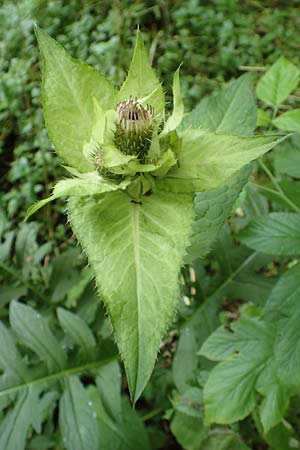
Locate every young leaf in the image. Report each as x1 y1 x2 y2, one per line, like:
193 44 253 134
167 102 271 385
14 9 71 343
59 376 99 450
161 68 184 136
96 361 122 422
273 109 300 132
10 301 66 372
256 57 299 106
35 26 116 172
117 30 164 119
159 130 286 192
181 74 257 136
68 189 194 401
238 213 300 255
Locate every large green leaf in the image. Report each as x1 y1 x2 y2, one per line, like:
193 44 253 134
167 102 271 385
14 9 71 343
59 376 99 450
238 213 300 255
200 265 300 433
181 74 257 136
158 130 285 192
200 318 276 425
256 57 299 106
117 30 164 119
68 189 194 401
35 26 116 172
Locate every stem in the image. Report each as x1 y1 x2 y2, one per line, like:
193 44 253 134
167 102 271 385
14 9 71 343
142 408 163 422
180 252 258 331
0 261 50 304
258 160 300 213
0 356 118 397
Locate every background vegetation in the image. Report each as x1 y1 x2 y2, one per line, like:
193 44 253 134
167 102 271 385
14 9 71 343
1 1 300 449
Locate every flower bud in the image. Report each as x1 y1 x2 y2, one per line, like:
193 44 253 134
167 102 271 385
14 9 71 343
114 98 154 159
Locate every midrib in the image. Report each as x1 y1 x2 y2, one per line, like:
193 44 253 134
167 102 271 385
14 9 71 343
131 203 142 391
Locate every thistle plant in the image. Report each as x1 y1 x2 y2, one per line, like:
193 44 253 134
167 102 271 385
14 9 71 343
29 26 286 402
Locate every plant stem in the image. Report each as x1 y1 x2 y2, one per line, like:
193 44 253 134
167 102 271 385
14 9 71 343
142 408 163 422
258 160 300 213
180 252 258 331
0 355 118 397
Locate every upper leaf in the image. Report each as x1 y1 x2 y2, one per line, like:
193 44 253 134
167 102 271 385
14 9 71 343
117 30 165 120
181 74 257 136
256 56 299 106
157 130 286 192
35 26 116 172
68 189 195 401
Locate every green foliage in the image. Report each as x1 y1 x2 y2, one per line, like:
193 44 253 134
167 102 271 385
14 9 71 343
2 2 300 449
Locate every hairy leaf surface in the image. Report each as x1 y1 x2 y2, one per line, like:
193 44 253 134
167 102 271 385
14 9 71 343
117 31 164 119
158 131 285 192
68 189 194 401
35 26 116 171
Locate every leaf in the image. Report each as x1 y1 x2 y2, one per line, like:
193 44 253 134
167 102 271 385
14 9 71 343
257 108 271 127
238 213 300 255
117 30 164 119
185 165 252 262
256 56 299 106
171 412 208 450
181 74 257 136
0 387 40 450
202 434 251 450
172 327 199 394
68 189 194 401
200 318 275 425
27 171 130 218
273 109 300 132
0 322 28 384
159 130 285 192
96 361 122 422
274 138 300 178
57 308 96 360
35 26 116 172
161 69 184 135
59 376 99 450
264 264 300 318
10 301 66 372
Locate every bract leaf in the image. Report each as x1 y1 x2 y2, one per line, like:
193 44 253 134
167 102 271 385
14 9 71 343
157 130 287 192
68 189 194 401
35 26 116 172
26 173 130 218
161 68 184 136
117 30 164 119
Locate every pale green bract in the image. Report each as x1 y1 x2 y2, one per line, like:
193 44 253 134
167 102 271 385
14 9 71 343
30 26 287 401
